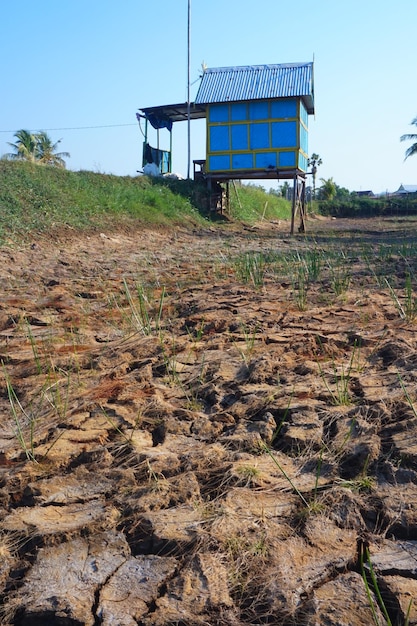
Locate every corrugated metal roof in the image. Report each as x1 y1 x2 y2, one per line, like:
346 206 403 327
195 62 314 114
139 102 206 123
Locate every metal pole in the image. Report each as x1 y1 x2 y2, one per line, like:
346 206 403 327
143 117 148 169
187 0 191 179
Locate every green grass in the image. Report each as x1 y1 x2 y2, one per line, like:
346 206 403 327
0 161 204 241
316 341 358 406
0 161 292 243
233 251 267 287
229 182 291 222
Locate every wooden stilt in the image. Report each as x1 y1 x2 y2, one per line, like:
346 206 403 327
291 175 297 234
291 174 307 234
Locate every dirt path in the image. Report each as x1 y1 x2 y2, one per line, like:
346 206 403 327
1 216 417 625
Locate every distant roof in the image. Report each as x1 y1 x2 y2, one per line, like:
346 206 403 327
395 184 417 194
195 62 314 114
354 190 374 197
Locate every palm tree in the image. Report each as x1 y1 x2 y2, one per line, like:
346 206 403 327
3 129 70 167
4 129 38 162
36 131 70 168
319 177 336 201
401 117 417 160
308 153 323 199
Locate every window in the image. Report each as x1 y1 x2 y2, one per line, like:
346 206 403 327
209 154 230 170
250 123 270 149
255 152 277 168
231 102 247 121
272 121 297 148
210 126 230 152
231 124 248 150
249 101 269 120
209 104 229 122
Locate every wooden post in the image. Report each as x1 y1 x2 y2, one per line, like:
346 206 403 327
290 174 297 234
299 177 306 233
291 174 307 234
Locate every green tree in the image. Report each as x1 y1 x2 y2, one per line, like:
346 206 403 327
401 116 417 160
308 153 323 199
36 131 70 168
319 177 336 201
4 129 38 162
334 184 352 200
279 181 290 198
3 129 70 168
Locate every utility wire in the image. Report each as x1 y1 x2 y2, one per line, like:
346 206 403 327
0 123 137 133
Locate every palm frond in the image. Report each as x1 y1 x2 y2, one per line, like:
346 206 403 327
404 143 417 160
401 117 417 159
400 133 417 142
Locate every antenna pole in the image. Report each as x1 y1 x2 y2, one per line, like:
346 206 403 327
187 0 191 179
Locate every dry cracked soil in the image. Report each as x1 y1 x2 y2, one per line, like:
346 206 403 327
1 215 417 625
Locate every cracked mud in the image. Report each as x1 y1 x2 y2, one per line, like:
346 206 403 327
1 216 417 625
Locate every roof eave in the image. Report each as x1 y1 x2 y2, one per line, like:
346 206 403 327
139 102 207 123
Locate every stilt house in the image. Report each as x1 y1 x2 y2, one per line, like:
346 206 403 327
138 61 314 231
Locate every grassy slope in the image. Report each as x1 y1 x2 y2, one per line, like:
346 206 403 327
0 161 292 243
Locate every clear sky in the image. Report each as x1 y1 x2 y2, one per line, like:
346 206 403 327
1 1 416 194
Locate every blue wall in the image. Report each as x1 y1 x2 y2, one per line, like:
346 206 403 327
206 98 309 174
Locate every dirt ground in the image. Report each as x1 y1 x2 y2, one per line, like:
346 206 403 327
1 215 417 625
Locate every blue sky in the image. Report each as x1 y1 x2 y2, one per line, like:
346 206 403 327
1 1 416 193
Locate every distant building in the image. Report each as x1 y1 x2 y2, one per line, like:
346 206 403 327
392 184 417 195
354 190 375 197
